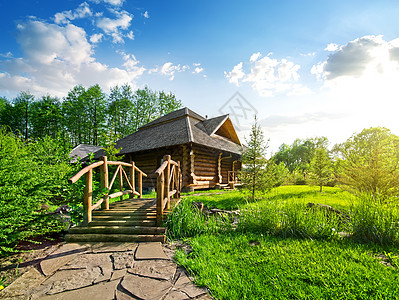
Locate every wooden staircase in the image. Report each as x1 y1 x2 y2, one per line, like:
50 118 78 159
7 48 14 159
66 154 181 244
66 198 168 243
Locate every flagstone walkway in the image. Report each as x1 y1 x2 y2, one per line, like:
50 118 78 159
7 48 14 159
1 242 212 300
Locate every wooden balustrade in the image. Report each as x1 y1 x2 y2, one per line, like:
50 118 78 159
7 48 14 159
155 155 182 226
69 156 147 224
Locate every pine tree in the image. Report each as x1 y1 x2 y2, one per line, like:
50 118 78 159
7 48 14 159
241 116 270 201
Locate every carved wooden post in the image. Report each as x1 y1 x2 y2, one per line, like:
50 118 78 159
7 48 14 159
156 171 164 226
164 155 171 210
100 156 109 210
177 161 181 198
119 166 123 201
83 168 93 224
138 172 143 198
130 161 135 198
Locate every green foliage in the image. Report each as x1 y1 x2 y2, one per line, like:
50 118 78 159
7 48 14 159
337 127 399 201
241 117 272 201
165 199 229 239
0 128 80 255
350 194 399 246
176 234 399 300
274 136 329 183
172 187 399 299
309 147 333 192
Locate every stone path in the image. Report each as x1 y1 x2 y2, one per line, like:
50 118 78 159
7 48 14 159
1 242 212 300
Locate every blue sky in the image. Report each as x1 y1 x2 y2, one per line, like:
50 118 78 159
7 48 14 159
1 0 399 152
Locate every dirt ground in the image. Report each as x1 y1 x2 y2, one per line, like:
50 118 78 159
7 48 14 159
0 233 65 289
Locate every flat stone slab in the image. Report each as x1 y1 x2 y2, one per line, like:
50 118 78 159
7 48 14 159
128 259 177 281
174 272 207 298
91 243 137 253
110 269 127 281
163 289 190 300
40 244 88 276
121 273 172 299
1 267 45 297
42 267 102 295
37 278 119 300
111 252 134 270
135 242 169 260
61 252 112 270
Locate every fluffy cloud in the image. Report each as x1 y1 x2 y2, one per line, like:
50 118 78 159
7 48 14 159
96 10 133 43
312 35 399 81
224 62 245 86
54 2 92 24
324 43 339 52
90 33 103 43
91 0 125 6
225 53 308 97
143 11 150 18
0 19 145 97
149 62 189 80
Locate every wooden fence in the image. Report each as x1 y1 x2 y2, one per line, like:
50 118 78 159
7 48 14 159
69 156 147 224
155 155 182 225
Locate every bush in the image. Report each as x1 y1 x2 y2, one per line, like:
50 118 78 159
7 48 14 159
0 128 80 255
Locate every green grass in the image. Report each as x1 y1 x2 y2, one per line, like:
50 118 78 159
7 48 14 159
168 185 399 299
176 233 399 300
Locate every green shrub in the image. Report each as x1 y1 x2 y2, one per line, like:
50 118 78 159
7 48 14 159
350 195 399 246
0 128 80 255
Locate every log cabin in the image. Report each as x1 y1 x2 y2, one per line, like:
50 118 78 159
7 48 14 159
97 107 243 192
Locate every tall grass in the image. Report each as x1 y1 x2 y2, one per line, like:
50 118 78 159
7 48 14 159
165 199 230 239
350 194 399 246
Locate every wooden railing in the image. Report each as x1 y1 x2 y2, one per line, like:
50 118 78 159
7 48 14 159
228 171 239 184
155 155 182 225
69 156 147 224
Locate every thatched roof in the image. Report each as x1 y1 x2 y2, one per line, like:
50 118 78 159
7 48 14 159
96 107 243 157
70 144 102 163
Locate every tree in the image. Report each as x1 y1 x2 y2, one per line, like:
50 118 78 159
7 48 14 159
241 117 270 201
30 96 63 139
273 137 328 183
337 127 399 201
309 147 333 192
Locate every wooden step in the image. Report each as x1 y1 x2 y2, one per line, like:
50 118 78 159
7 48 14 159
65 233 166 243
92 211 157 216
88 220 157 227
69 226 166 235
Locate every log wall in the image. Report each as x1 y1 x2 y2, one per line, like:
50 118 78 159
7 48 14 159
124 143 241 190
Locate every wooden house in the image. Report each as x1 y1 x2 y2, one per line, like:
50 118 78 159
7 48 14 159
97 107 243 192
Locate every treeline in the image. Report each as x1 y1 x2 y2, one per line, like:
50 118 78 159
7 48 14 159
0 84 182 147
272 127 399 201
243 119 399 203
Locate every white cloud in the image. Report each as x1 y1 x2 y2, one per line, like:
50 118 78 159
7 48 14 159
91 0 125 6
96 10 132 43
312 35 399 81
193 67 204 74
0 19 145 97
324 43 339 52
250 52 261 62
225 53 309 97
224 62 245 86
143 11 149 19
54 2 92 24
90 33 103 43
149 62 189 80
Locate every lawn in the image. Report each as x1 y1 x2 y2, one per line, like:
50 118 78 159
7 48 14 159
170 186 399 299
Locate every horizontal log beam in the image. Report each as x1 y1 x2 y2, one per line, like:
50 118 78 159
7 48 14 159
69 161 104 183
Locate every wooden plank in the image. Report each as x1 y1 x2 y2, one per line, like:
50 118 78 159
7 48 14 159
83 168 93 224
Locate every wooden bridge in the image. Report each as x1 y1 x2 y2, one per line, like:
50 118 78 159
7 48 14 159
66 155 181 243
